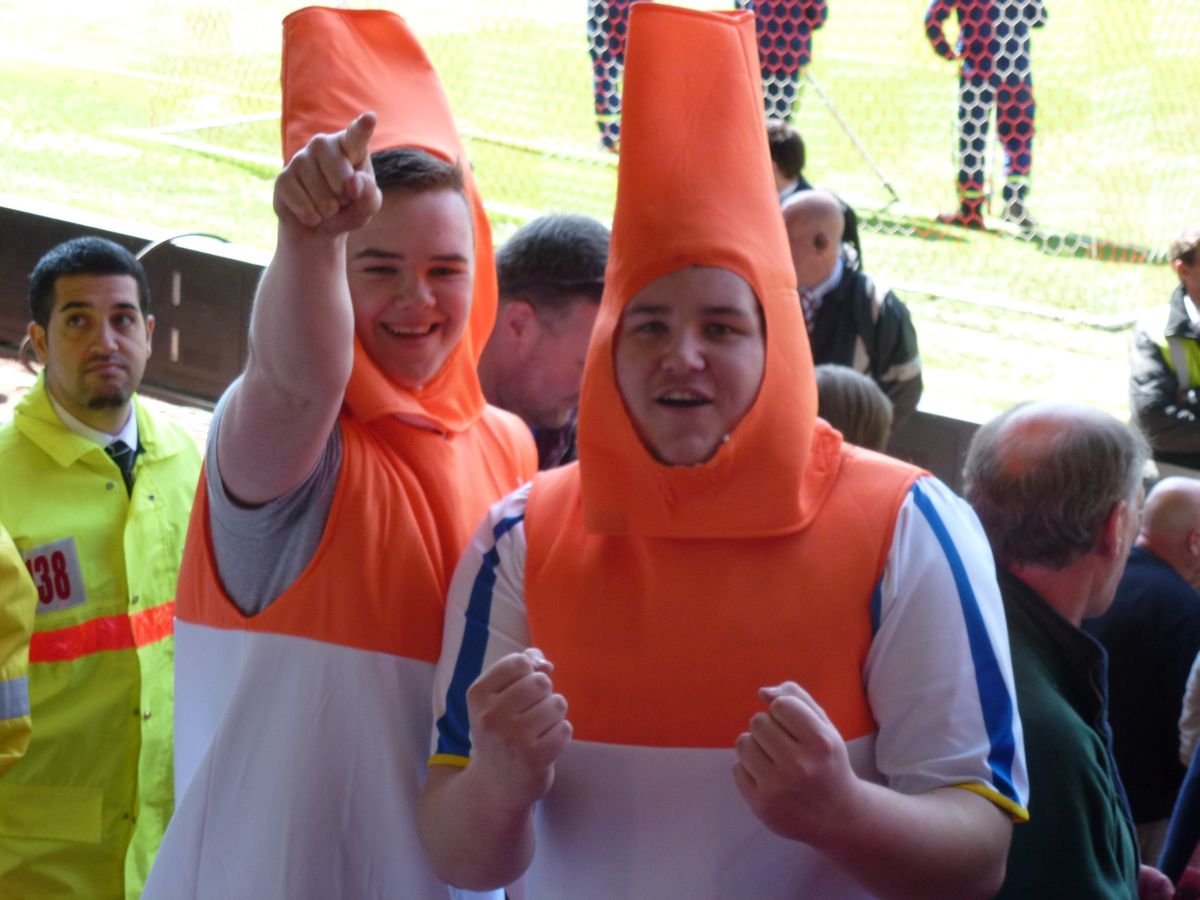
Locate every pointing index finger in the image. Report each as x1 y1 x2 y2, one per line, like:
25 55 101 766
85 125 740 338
339 112 377 167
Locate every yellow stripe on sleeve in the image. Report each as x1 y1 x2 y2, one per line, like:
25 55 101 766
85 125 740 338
954 782 1030 823
428 753 471 769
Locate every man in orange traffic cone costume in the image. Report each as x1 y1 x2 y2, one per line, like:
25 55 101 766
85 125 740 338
419 5 1027 898
144 8 534 898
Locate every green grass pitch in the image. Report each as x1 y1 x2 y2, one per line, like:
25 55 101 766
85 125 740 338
0 0 1194 418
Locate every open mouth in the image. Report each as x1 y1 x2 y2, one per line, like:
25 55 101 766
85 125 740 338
382 322 439 338
655 390 711 408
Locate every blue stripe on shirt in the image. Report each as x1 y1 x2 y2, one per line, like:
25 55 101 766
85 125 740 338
911 481 1021 806
434 514 525 758
0 676 29 720
870 578 883 637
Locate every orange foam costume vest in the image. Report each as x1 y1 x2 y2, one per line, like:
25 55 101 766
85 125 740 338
525 3 919 750
145 9 533 899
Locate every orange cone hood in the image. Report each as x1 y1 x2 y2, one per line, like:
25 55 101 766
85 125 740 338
577 3 836 538
281 6 494 432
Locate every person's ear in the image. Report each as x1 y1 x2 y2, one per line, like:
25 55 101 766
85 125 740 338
144 314 155 356
27 320 48 364
1097 500 1131 561
502 300 536 342
1186 527 1200 556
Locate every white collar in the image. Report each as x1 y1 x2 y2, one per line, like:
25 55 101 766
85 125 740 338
48 388 139 450
811 255 845 301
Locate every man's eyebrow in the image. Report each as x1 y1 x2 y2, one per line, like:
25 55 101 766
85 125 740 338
55 300 140 318
701 305 755 317
624 303 668 316
624 304 754 317
351 249 470 264
352 249 403 261
429 252 471 264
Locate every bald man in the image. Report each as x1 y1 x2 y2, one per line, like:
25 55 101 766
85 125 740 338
965 403 1170 898
1085 477 1200 861
783 190 922 434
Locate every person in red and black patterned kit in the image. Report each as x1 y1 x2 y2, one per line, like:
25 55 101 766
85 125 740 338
735 0 827 121
588 0 827 150
925 0 1046 230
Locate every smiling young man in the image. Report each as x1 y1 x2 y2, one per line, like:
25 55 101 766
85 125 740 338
0 237 201 898
342 157 474 392
143 9 534 900
418 6 1026 898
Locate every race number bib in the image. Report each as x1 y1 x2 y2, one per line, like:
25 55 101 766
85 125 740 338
21 537 88 614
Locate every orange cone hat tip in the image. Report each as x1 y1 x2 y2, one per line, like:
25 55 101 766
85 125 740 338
577 2 834 539
281 5 494 431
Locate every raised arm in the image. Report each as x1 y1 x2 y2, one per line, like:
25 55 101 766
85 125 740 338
418 649 572 890
923 0 957 61
734 682 1011 899
218 113 382 505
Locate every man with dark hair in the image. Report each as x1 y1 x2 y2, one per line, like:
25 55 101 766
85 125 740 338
783 189 921 436
767 119 811 200
0 236 201 897
144 8 533 898
964 402 1172 899
478 214 609 468
28 236 152 328
1085 477 1200 863
1132 225 1200 469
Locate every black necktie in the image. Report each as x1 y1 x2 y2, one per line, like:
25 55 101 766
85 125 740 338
105 440 137 495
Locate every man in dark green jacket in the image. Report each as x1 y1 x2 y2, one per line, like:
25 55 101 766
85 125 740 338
964 401 1172 899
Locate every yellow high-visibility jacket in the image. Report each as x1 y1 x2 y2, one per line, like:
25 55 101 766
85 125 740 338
0 376 201 899
0 523 35 775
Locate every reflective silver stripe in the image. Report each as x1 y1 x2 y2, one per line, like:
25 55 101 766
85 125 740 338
1168 337 1192 393
867 277 886 322
0 676 30 720
852 337 871 374
880 356 923 384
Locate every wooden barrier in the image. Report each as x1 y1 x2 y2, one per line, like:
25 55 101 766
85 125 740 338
0 196 1030 491
887 410 981 493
